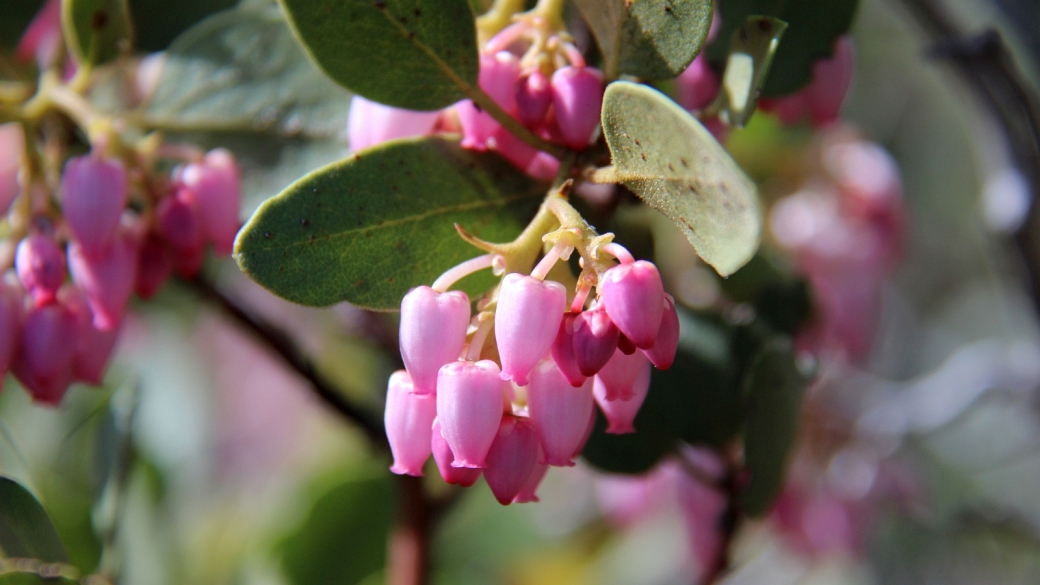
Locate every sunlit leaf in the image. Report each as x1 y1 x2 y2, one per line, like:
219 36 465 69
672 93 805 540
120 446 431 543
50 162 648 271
709 0 858 96
144 6 352 138
574 0 714 80
0 478 68 563
599 81 760 276
279 0 478 110
716 16 786 128
61 0 133 66
235 137 545 309
739 338 808 517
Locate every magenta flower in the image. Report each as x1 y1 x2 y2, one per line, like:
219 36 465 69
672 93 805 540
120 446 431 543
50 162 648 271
601 260 665 349
526 359 595 466
431 418 481 487
593 351 651 434
643 294 680 370
16 234 66 307
384 370 437 476
399 285 471 395
495 273 566 386
67 233 138 331
61 154 127 256
550 66 604 149
347 95 442 151
436 359 507 468
179 149 242 256
483 415 540 505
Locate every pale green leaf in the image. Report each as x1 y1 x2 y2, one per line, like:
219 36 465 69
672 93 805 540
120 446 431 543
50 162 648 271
600 81 760 276
715 16 786 128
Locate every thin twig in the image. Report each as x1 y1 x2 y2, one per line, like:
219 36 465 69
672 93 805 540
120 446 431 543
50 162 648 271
183 277 389 451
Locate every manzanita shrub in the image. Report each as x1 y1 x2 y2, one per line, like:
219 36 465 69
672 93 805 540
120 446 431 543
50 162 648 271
0 0 911 581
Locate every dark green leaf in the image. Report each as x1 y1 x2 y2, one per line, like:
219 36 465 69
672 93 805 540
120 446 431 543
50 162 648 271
129 0 236 51
717 254 812 336
280 472 394 585
714 16 786 127
599 81 760 276
61 0 133 66
234 137 545 309
574 0 714 80
279 0 478 110
144 6 352 138
0 570 78 585
0 478 68 563
709 0 858 97
739 338 808 516
0 1 45 51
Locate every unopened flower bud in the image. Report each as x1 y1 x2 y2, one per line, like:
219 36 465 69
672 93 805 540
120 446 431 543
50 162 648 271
495 273 566 386
63 288 118 385
399 285 470 394
458 52 521 150
0 123 24 217
67 234 138 331
601 260 664 349
526 359 595 466
12 299 78 405
551 66 604 149
516 70 552 128
157 188 203 251
180 148 242 256
573 305 620 376
135 234 172 299
550 313 587 387
15 234 66 306
593 351 651 434
436 359 507 468
676 54 719 112
431 418 481 487
643 294 679 370
348 95 442 151
483 415 540 505
384 370 437 476
61 154 127 256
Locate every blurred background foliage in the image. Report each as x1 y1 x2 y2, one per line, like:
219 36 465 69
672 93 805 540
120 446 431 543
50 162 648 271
3 0 1040 583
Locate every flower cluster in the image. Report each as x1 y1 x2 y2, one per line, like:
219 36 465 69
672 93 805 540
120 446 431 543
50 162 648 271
384 206 678 505
0 122 241 405
349 11 604 181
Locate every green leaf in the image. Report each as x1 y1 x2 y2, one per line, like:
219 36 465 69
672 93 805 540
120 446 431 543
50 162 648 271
61 0 133 66
0 570 78 585
143 6 352 138
715 16 786 128
0 478 68 563
738 339 808 517
709 0 858 97
235 137 545 309
280 472 394 585
599 81 761 276
278 0 478 111
129 0 236 51
574 0 714 80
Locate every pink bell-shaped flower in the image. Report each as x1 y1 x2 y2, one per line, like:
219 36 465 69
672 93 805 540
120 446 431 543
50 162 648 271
0 123 24 217
513 458 549 503
157 188 204 251
384 370 437 476
572 406 597 459
573 305 620 376
596 347 650 402
516 70 552 128
458 51 521 150
135 234 172 299
526 359 595 466
61 154 127 256
601 260 665 349
62 288 118 385
593 351 651 434
431 418 481 487
483 415 540 505
804 36 855 126
0 280 23 386
399 286 470 394
15 234 66 306
348 95 442 151
67 233 138 331
495 273 566 386
643 294 679 370
179 148 242 255
12 298 79 405
676 54 720 112
550 66 604 149
436 359 507 468
550 313 587 387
